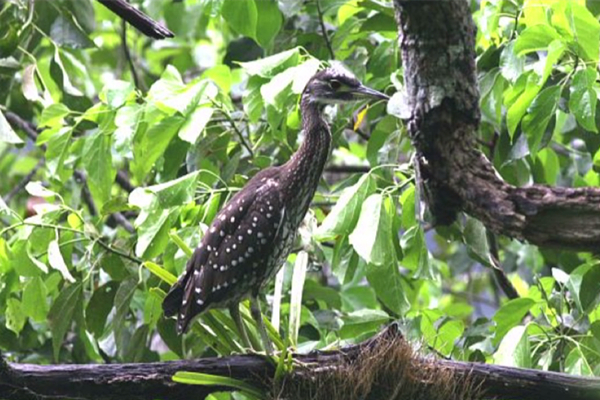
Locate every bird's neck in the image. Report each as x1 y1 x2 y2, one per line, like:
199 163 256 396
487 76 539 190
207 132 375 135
281 97 331 204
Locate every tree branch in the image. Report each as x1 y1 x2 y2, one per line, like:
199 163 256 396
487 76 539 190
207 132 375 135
393 0 600 252
1 325 598 400
316 0 335 60
97 0 174 39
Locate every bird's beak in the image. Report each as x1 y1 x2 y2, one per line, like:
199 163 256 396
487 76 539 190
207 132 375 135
352 84 389 101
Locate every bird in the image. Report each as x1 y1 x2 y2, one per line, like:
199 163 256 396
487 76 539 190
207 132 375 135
162 65 389 353
97 0 174 39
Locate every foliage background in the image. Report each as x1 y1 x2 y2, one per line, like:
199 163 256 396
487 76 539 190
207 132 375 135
0 0 599 391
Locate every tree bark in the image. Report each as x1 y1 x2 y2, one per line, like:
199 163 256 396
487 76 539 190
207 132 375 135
393 0 600 252
1 325 599 400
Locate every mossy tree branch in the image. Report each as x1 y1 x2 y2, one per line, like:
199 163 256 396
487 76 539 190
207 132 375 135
0 325 599 400
393 0 600 252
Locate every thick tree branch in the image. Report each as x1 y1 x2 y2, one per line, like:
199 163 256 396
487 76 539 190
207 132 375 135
0 325 598 400
393 0 600 252
97 0 174 39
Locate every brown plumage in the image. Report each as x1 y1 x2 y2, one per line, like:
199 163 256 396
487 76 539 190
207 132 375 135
163 66 388 349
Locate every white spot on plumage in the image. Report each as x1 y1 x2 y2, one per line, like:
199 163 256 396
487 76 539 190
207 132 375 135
213 263 218 270
233 244 237 249
239 207 243 211
195 287 201 294
197 299 204 305
261 238 267 244
267 213 272 218
207 245 212 251
248 229 252 234
230 216 235 223
220 215 226 221
238 235 243 241
257 232 264 238
220 230 225 237
249 247 254 253
194 270 199 276
238 256 244 263
226 248 231 253
253 217 258 222
210 227 216 233
252 222 256 227
182 299 187 305
232 260 238 266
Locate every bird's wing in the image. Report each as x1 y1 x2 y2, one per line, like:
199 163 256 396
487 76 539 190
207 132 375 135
163 171 284 334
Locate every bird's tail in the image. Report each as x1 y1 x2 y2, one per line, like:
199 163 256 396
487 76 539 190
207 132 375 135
162 249 209 334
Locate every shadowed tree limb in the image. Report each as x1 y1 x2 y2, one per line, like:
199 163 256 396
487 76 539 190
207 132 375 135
393 0 600 252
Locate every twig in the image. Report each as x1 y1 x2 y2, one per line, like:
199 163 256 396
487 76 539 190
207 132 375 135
487 231 519 300
120 18 146 92
116 170 135 193
2 158 44 203
73 170 99 216
325 165 370 173
316 0 335 60
216 109 254 157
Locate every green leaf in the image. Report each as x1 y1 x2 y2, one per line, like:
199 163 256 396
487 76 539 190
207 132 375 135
493 298 535 344
565 347 593 376
221 0 258 40
113 277 138 355
50 46 83 97
0 110 23 144
494 325 531 368
48 239 75 283
551 2 600 62
463 217 491 267
6 298 26 335
131 115 184 182
39 103 71 127
147 68 216 115
366 261 409 315
239 48 300 77
179 106 213 144
172 372 265 399
45 127 73 182
569 68 598 133
48 283 83 360
50 14 95 49
22 277 48 323
255 0 282 48
144 290 163 327
514 24 561 55
499 42 525 83
479 68 506 128
82 127 116 208
580 263 600 312
143 261 177 286
535 148 560 185
400 226 432 279
86 282 118 337
507 72 542 137
522 86 561 153
349 194 395 266
316 174 376 239
100 80 135 109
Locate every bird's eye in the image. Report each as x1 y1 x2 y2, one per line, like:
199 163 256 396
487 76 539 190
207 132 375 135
330 80 342 90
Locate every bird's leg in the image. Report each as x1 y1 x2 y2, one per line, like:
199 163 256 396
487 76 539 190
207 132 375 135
229 304 252 352
250 296 273 355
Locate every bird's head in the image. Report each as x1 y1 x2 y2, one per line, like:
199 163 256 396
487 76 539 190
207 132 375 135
302 64 389 105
